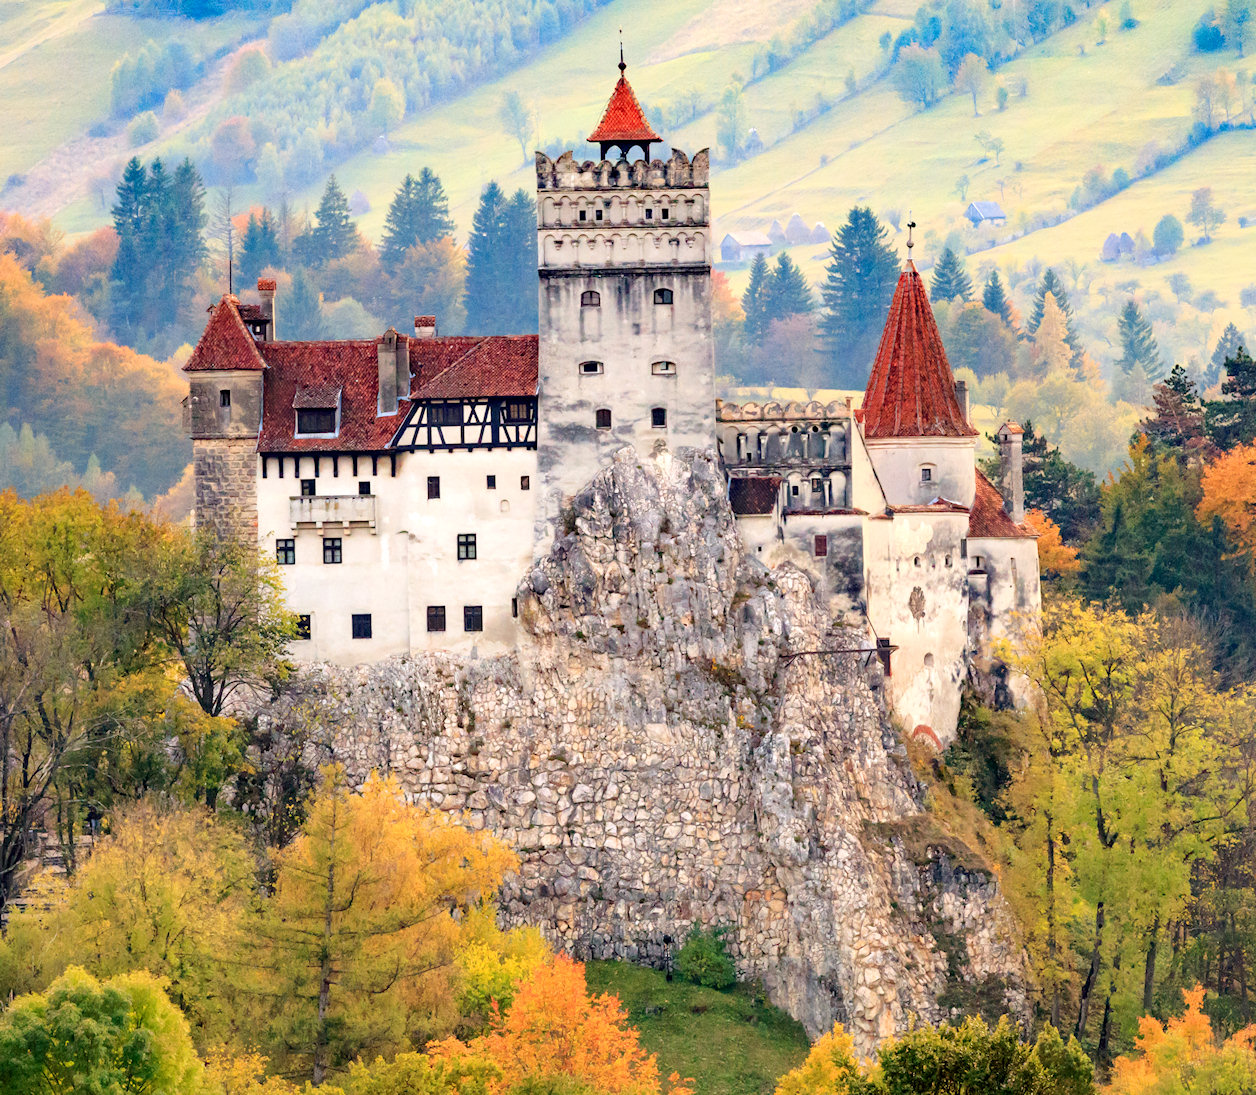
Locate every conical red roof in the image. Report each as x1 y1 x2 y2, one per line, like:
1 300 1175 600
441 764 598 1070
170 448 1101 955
861 264 976 439
184 296 266 372
588 74 660 145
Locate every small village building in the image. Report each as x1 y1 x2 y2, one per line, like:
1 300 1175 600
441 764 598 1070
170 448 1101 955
965 201 1007 226
719 231 773 263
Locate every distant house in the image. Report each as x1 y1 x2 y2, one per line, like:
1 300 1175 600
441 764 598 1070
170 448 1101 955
966 201 1007 226
720 231 773 264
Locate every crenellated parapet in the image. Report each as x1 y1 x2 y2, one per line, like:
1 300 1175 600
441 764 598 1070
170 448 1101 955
536 148 709 191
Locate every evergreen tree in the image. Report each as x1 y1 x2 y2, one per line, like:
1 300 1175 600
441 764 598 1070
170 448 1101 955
1116 299 1164 380
1027 268 1082 356
285 268 324 339
742 252 772 344
818 206 900 386
930 247 973 303
464 182 541 334
1206 322 1246 389
238 209 281 286
503 187 538 334
109 158 151 334
1145 363 1205 458
379 168 455 269
311 175 356 262
1206 345 1256 450
767 253 814 323
981 269 1011 325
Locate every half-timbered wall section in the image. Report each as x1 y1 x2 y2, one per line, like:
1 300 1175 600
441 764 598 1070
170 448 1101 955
392 397 538 451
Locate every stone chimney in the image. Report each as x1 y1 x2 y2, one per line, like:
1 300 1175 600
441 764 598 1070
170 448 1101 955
996 422 1025 523
378 328 410 415
414 316 437 339
257 278 277 341
953 379 969 426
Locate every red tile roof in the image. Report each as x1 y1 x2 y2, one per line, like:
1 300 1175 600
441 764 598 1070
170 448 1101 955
412 336 539 400
861 264 976 440
888 499 970 515
729 476 781 516
588 75 661 146
968 471 1037 538
184 296 266 372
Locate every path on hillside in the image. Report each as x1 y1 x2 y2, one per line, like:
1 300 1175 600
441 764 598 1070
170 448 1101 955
0 0 104 72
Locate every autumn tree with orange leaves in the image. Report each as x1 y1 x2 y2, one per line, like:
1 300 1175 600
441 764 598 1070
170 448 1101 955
1025 508 1079 578
434 955 692 1095
1197 440 1256 572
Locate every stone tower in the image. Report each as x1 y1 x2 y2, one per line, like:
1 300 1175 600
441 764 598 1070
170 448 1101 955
533 55 715 548
182 285 269 541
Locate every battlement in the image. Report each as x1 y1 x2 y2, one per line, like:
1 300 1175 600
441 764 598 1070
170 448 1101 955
717 398 854 422
536 148 709 191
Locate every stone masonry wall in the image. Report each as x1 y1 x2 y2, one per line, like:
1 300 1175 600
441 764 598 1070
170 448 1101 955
258 448 1029 1052
194 438 258 542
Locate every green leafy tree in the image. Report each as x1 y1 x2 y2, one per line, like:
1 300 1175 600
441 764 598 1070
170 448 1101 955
981 269 1012 324
1152 214 1184 257
1116 299 1164 380
742 252 772 344
387 237 467 335
937 300 1016 377
1226 0 1254 56
676 928 735 989
380 169 455 270
819 207 900 386
953 52 988 115
1188 187 1226 243
0 967 203 1095
368 78 405 136
1206 344 1256 449
499 90 534 165
716 80 748 161
892 44 946 109
930 247 973 303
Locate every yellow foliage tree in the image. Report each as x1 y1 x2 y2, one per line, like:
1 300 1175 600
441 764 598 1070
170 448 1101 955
1197 440 1256 571
773 1025 869 1095
1025 509 1079 576
254 767 519 1085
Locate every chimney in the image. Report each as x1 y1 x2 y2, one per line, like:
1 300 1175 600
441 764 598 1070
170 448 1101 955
378 329 399 414
414 316 437 339
997 422 1025 524
954 379 969 426
257 278 277 341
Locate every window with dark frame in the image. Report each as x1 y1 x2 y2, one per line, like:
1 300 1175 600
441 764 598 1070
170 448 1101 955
595 408 612 429
323 538 342 564
503 400 533 423
351 613 372 639
300 479 315 497
427 476 440 499
464 605 483 632
578 209 587 222
651 407 667 428
811 477 823 493
645 207 654 220
661 208 669 220
429 403 461 427
457 533 476 560
581 290 600 306
815 535 828 558
486 475 496 489
219 389 231 407
295 614 311 640
276 539 295 565
580 361 604 375
520 475 530 491
921 466 933 482
654 288 673 304
358 481 370 495
296 408 336 434
427 606 446 632
651 361 676 376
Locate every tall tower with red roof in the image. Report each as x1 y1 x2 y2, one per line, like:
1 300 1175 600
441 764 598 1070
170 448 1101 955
533 53 715 547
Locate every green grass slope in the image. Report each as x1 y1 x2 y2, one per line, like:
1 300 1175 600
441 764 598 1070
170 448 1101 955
585 960 810 1095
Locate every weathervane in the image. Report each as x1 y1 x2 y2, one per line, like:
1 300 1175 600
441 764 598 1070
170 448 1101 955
907 218 916 255
619 28 626 74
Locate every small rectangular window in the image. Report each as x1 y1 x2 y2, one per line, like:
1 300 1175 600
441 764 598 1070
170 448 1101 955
651 407 667 428
464 605 483 632
429 403 461 427
300 479 315 497
651 361 676 376
295 614 311 640
427 476 440 500
219 389 231 408
503 400 533 422
661 208 669 220
486 475 496 489
921 467 933 482
351 613 372 639
512 597 519 618
358 481 370 496
323 538 342 564
520 475 530 491
578 209 587 222
596 409 612 430
973 555 985 571
580 361 604 375
296 408 336 435
791 484 800 497
457 533 477 560
427 606 446 632
815 535 828 558
276 538 295 565
654 288 673 304
645 207 654 220
595 207 604 221
811 478 824 493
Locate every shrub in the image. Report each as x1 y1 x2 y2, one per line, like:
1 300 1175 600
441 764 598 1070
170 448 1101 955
1194 12 1225 51
676 927 736 989
127 111 160 147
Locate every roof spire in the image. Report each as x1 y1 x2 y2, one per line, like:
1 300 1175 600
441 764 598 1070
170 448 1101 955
619 28 626 74
587 39 660 159
906 216 916 263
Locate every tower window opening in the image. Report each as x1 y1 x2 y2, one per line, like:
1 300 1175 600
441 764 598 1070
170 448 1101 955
595 207 604 221
651 407 667 428
654 288 673 305
427 606 446 632
645 207 654 220
295 614 311 640
580 361 604 375
651 361 676 376
351 614 372 640
219 389 231 408
595 408 612 430
661 208 669 220
300 479 315 497
921 465 933 483
578 209 587 222
581 290 600 307
814 535 828 558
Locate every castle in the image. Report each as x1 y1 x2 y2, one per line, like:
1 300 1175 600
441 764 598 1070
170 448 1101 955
183 60 1039 745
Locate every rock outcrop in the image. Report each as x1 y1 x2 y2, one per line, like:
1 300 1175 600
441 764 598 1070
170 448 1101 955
258 448 1029 1050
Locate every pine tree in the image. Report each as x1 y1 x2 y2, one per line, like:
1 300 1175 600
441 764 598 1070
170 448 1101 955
981 269 1011 325
238 209 281 286
1206 322 1246 389
1206 345 1256 450
1028 268 1082 356
464 182 508 335
1117 299 1164 380
1145 363 1205 457
503 187 538 334
312 175 356 262
818 207 900 386
767 253 814 323
285 268 324 339
109 158 150 334
742 252 772 344
930 247 973 303
380 168 455 269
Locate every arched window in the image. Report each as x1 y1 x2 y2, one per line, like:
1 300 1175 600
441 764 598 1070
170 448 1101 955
595 408 612 430
654 288 673 305
581 290 600 307
579 361 604 376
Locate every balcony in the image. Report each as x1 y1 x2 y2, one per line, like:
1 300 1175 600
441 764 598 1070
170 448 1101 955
290 494 376 532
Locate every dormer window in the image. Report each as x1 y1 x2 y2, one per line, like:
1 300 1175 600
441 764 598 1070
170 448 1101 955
579 361 604 376
654 288 673 305
296 408 336 435
294 384 341 437
581 290 600 307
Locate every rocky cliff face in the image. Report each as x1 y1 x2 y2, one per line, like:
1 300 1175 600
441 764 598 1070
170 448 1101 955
259 448 1029 1051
